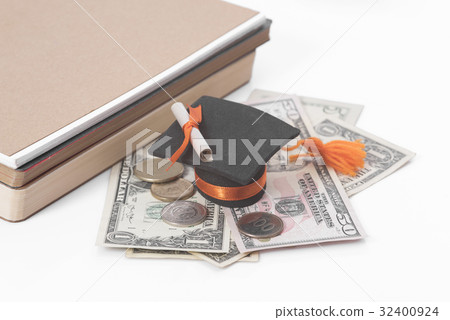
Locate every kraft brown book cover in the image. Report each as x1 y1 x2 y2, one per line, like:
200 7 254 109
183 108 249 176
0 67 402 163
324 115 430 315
0 52 256 223
0 0 265 169
0 20 270 188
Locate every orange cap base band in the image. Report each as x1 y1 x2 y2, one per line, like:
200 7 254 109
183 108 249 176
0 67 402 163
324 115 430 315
194 166 267 202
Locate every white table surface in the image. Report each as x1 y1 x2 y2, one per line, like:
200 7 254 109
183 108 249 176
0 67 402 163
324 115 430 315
1 0 449 315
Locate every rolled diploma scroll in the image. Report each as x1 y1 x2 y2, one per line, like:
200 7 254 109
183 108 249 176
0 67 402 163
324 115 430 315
171 102 213 162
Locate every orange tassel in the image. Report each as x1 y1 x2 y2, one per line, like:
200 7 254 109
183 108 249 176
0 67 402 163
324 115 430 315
282 137 366 176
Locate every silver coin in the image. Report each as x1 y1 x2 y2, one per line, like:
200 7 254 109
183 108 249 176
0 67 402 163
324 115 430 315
161 201 208 227
150 178 195 202
133 158 184 183
236 212 284 239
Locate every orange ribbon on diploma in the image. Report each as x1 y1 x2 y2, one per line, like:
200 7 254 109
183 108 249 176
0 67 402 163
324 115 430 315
169 105 203 165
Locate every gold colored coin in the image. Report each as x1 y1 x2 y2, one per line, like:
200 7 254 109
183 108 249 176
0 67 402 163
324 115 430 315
133 158 184 183
151 178 195 202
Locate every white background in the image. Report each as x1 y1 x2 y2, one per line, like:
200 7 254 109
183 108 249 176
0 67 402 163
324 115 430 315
1 0 449 317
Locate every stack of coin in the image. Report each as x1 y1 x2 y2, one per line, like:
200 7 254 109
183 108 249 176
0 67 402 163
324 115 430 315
133 158 184 183
133 157 195 201
151 179 195 201
133 157 206 227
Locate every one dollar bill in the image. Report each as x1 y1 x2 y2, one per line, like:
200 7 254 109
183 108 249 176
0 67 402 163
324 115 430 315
127 241 259 267
313 117 415 196
246 95 414 196
96 154 230 253
125 211 258 267
190 240 259 268
189 210 259 267
125 248 200 260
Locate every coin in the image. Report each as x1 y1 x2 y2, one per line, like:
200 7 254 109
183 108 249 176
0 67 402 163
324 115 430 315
161 201 208 227
150 178 195 202
133 158 184 183
236 212 284 239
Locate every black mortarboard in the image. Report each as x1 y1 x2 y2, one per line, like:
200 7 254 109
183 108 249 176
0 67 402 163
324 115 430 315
149 96 300 207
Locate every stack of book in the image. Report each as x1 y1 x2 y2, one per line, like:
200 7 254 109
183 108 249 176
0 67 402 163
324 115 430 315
0 0 271 222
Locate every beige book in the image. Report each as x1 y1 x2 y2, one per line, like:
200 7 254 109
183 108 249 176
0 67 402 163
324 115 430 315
0 0 265 169
0 21 270 188
0 52 255 222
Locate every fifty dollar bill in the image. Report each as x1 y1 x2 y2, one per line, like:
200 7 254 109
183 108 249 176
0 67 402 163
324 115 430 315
224 96 366 252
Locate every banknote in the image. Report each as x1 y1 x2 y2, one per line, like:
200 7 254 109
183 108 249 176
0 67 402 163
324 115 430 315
96 155 230 253
248 89 364 125
313 117 415 196
190 239 259 268
189 207 259 267
240 252 259 262
246 96 414 196
126 209 257 267
126 241 259 266
225 97 365 253
224 158 366 253
125 248 200 260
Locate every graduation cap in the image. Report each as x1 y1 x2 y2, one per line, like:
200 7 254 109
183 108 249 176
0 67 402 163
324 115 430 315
149 96 300 207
